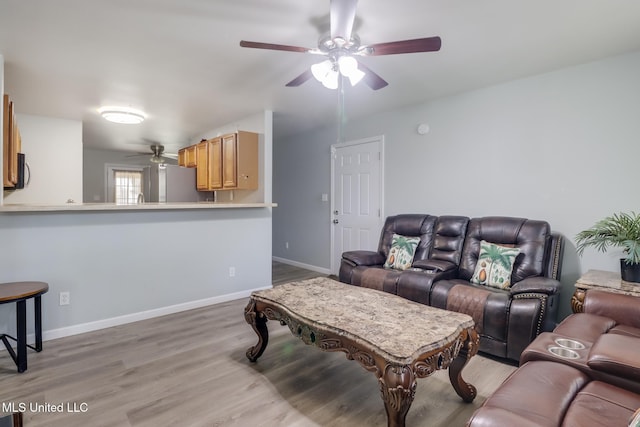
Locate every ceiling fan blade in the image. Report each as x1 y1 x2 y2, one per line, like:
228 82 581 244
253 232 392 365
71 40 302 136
240 40 312 53
330 0 358 42
364 36 442 56
286 69 314 87
357 62 388 90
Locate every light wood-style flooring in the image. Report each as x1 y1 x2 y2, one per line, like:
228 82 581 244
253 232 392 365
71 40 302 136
0 262 515 426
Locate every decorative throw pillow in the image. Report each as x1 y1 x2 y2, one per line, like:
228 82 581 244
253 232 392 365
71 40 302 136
470 240 521 289
383 234 420 271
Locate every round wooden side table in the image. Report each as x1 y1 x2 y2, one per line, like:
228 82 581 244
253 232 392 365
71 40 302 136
0 281 49 373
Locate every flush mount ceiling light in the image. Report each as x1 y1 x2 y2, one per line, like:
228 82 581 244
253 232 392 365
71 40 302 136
98 106 146 124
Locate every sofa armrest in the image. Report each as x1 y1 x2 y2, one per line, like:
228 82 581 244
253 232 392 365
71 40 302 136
341 250 385 267
509 276 560 296
583 290 640 328
411 259 457 273
587 334 640 382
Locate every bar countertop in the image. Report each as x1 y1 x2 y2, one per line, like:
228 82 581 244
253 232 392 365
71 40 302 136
0 201 277 213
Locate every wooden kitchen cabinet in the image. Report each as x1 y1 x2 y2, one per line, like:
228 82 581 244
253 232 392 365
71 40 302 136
195 140 209 190
185 145 197 168
194 131 258 192
207 137 222 189
178 148 186 166
3 94 21 189
224 131 258 190
222 134 238 188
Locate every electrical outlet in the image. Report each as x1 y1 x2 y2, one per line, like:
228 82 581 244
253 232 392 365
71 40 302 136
59 291 70 306
229 267 236 277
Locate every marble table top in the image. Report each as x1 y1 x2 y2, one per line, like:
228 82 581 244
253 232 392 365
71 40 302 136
252 277 475 363
575 269 640 297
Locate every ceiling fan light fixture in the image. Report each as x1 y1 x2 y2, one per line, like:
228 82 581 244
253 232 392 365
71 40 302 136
311 60 339 90
311 60 333 81
149 155 165 164
346 67 365 86
338 56 365 86
98 106 146 124
337 56 357 74
322 70 339 90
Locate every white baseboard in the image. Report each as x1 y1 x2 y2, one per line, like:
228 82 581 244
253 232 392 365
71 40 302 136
272 256 332 275
39 285 272 343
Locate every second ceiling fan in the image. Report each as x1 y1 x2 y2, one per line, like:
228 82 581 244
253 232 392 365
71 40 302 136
240 0 441 90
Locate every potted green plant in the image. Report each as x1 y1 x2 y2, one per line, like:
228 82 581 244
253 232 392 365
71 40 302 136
575 211 640 283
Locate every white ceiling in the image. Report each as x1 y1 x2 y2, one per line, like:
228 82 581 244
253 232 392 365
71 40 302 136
1 0 640 155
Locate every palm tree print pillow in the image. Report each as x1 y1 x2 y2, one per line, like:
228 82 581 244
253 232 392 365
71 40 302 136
470 240 521 289
383 234 420 270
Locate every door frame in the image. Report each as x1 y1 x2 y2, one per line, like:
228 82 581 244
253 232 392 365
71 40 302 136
330 135 385 275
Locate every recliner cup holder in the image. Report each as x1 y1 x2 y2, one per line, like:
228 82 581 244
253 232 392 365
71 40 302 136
554 338 585 350
548 346 580 359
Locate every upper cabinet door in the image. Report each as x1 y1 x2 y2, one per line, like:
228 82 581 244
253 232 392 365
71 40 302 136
3 95 19 188
195 141 208 190
222 133 237 188
186 145 197 168
208 137 222 189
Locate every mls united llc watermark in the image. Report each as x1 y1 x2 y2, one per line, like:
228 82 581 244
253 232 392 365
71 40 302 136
2 401 89 413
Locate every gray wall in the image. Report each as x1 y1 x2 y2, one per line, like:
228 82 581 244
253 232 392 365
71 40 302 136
273 125 336 269
273 50 640 321
5 114 83 205
83 148 176 203
0 209 271 334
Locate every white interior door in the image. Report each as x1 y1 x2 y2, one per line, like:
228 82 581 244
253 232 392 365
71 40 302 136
331 136 384 275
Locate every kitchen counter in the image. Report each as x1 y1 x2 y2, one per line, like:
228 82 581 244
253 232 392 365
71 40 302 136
0 201 277 213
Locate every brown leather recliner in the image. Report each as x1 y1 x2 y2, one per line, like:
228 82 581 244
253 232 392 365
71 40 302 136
430 217 564 360
339 214 469 298
339 214 564 361
469 290 640 426
467 360 640 427
520 290 640 394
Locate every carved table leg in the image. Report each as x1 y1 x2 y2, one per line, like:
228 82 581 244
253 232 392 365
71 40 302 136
378 364 417 427
244 299 269 362
448 328 479 402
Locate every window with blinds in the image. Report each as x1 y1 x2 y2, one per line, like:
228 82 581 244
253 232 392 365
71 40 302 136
114 170 143 204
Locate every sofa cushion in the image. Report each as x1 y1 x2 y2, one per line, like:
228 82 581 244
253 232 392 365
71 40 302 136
470 240 521 289
468 361 589 427
610 324 640 339
553 313 617 343
445 284 490 333
564 381 640 427
383 233 420 270
588 334 640 382
352 267 402 294
459 217 550 283
378 214 436 263
584 290 640 329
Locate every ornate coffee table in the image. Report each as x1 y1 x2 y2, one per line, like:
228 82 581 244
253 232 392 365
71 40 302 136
244 277 479 427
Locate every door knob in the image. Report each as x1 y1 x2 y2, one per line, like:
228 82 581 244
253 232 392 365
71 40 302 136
334 210 339 215
333 219 339 224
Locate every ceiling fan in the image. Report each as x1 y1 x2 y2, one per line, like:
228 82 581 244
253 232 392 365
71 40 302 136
127 144 178 164
239 0 441 90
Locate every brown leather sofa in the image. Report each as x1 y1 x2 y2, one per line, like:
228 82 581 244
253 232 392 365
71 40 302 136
467 360 640 427
468 290 640 426
339 214 564 361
